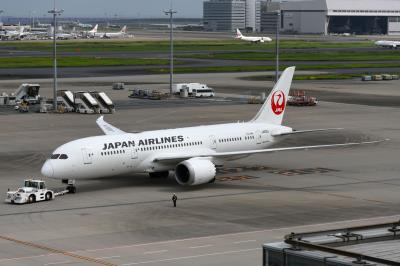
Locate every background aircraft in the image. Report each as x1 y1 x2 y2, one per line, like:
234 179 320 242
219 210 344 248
375 40 400 49
98 25 128 38
235 28 272 43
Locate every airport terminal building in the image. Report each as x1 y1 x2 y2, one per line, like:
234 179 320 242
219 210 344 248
281 0 400 35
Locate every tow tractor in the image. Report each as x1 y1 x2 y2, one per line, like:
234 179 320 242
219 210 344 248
5 179 68 204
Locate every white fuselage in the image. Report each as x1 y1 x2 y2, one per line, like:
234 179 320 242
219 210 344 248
92 31 126 38
375 40 400 48
42 122 290 180
237 36 272 43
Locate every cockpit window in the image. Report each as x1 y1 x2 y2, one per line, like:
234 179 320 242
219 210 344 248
59 154 68 160
51 154 60 159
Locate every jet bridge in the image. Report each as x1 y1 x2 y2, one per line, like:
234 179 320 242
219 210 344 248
90 91 115 114
74 91 99 114
57 90 75 112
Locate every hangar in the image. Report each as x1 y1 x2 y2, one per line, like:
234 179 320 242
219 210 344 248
281 0 400 35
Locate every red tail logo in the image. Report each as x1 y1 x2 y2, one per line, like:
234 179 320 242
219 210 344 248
271 90 286 115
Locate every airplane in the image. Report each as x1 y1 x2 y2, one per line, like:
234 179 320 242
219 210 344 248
99 25 128 39
375 40 400 49
235 28 272 43
84 24 99 38
41 67 383 192
2 26 27 40
55 32 76 40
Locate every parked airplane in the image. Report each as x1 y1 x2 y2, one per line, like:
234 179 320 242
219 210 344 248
99 25 128 38
2 26 27 40
375 40 400 49
41 67 382 192
235 28 272 43
84 24 99 38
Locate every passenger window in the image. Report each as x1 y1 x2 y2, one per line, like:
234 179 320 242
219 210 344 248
59 154 68 159
51 154 60 159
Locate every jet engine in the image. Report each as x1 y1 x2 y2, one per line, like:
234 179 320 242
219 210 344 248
175 158 216 186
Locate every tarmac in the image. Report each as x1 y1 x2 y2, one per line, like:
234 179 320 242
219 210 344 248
0 70 399 265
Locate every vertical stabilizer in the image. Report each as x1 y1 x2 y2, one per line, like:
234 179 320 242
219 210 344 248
236 28 243 38
91 24 98 33
251 66 295 125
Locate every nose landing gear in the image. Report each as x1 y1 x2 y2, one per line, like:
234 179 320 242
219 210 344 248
62 179 77 194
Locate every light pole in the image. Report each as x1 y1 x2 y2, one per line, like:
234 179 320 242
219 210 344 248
0 10 4 26
164 8 177 95
275 10 281 83
48 5 63 111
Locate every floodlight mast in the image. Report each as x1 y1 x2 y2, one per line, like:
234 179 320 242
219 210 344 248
48 5 63 111
275 10 281 83
0 10 4 26
164 8 177 96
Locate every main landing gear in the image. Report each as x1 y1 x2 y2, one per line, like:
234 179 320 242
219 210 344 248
62 179 77 194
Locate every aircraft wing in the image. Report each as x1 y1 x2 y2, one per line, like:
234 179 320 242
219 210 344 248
96 116 126 135
153 140 385 162
271 128 343 137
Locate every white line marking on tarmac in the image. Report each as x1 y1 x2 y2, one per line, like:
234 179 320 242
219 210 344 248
0 254 51 262
83 214 400 253
233 240 257 244
120 248 259 265
43 260 71 265
144 250 168 255
2 214 399 263
188 244 213 249
95 255 121 259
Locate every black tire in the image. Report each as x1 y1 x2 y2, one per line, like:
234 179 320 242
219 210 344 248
45 192 52 201
208 178 216 184
28 195 36 203
149 171 169 178
67 186 77 194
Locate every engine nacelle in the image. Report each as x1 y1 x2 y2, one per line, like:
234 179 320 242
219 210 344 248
175 158 216 186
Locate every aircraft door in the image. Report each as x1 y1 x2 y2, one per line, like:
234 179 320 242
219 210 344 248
256 131 262 144
209 135 217 150
261 130 270 144
81 148 93 164
131 148 138 159
127 148 139 169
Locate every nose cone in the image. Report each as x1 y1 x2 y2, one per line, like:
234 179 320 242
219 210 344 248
41 161 54 178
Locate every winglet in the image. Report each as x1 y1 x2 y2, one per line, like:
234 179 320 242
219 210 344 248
96 116 126 135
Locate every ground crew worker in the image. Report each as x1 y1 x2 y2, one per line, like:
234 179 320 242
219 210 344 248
172 193 178 207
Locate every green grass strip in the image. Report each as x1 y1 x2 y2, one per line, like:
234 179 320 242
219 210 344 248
0 57 172 68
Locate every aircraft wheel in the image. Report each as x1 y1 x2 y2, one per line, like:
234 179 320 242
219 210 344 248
67 186 76 194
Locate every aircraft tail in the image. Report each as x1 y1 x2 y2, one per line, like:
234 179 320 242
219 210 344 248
121 26 127 33
236 28 243 38
91 24 98 33
250 66 295 125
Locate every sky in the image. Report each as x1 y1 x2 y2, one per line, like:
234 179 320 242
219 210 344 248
1 0 204 18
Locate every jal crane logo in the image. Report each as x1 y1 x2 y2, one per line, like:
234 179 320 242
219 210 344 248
271 90 286 115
